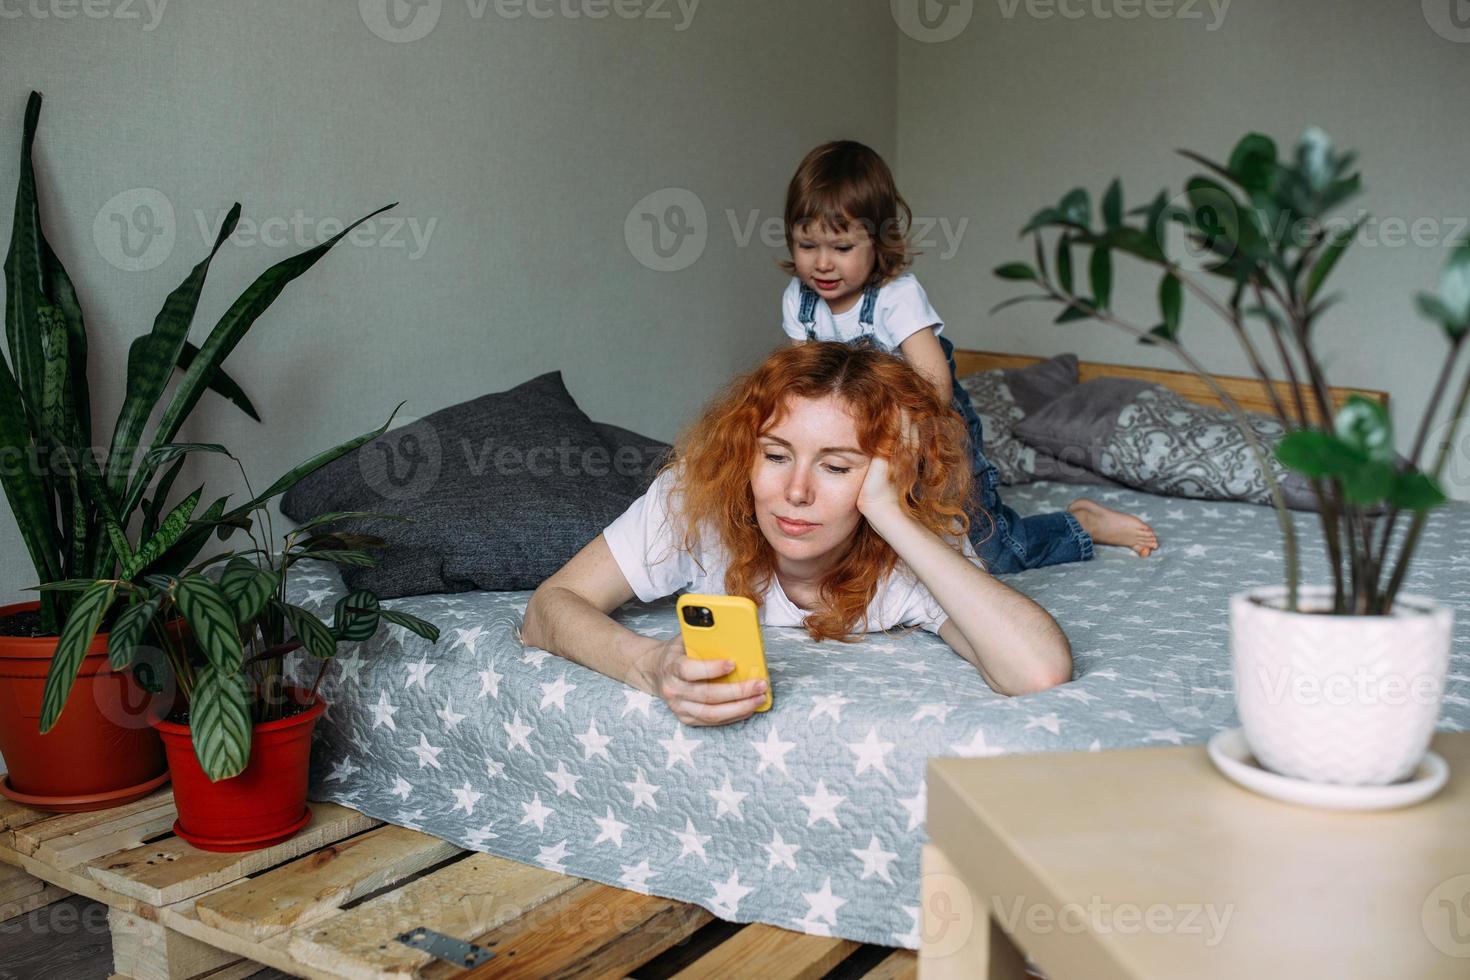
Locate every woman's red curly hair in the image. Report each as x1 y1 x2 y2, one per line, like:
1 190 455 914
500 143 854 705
661 341 980 643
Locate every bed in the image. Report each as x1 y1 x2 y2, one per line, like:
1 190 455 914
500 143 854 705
281 352 1470 951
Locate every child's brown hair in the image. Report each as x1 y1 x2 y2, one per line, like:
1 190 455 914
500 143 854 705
779 140 915 285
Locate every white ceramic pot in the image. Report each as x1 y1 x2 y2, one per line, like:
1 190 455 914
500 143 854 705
1230 584 1452 786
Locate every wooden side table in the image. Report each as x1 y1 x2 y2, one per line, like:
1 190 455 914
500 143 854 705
919 732 1470 980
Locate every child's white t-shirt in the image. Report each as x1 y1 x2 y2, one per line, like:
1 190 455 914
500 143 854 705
602 468 984 635
780 273 944 351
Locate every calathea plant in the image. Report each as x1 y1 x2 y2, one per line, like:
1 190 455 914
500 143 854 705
992 129 1466 615
34 439 442 781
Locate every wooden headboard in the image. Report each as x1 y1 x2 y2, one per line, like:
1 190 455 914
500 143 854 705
952 350 1388 427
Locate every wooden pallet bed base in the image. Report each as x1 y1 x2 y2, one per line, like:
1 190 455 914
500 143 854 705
0 789 918 980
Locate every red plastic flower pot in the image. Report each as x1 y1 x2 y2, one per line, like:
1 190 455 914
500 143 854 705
0 600 170 812
149 687 326 852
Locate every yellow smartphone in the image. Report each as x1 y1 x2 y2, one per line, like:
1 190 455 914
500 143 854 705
676 594 772 712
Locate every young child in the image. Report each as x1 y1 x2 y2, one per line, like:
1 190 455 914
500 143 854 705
778 140 1158 571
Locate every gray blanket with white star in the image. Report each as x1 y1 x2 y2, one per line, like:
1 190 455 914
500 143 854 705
284 481 1470 949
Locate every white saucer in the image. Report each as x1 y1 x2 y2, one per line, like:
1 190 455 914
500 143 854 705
1206 728 1449 812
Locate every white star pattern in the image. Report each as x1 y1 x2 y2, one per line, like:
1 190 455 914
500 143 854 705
592 806 629 847
409 733 443 770
670 817 711 863
624 768 660 810
851 836 898 883
520 792 554 832
574 719 613 761
707 773 748 821
846 728 895 779
659 726 702 770
752 726 796 776
404 654 435 690
798 779 846 828
451 781 483 816
765 828 801 870
709 871 754 918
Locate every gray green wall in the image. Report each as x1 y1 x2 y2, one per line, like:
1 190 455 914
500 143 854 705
895 0 1470 501
0 0 897 606
3 0 1467 615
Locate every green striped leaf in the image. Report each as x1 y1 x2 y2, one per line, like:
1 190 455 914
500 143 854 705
104 204 241 507
108 593 163 671
189 664 252 781
277 601 337 659
174 576 242 674
380 608 441 643
292 549 377 568
147 204 396 461
333 591 380 642
39 580 118 732
122 486 203 579
219 561 278 625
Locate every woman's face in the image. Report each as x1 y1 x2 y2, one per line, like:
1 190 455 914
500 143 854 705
750 394 869 569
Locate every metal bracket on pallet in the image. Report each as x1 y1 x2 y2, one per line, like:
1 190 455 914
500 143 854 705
395 927 496 967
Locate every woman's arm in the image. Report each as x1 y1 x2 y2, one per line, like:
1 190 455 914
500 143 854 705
522 535 769 723
858 459 1073 696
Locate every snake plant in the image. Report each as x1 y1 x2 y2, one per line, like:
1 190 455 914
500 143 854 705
2 89 394 636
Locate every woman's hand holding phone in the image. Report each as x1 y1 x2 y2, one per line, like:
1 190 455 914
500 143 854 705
642 634 769 727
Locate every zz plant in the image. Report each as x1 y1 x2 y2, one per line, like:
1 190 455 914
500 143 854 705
34 442 442 781
3 89 393 635
993 129 1466 615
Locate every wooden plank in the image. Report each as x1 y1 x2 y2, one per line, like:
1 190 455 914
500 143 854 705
18 794 177 869
667 923 861 980
0 794 53 848
443 879 713 979
287 851 582 980
951 348 1388 427
194 824 463 942
86 802 379 906
0 861 69 919
108 904 253 980
864 949 919 980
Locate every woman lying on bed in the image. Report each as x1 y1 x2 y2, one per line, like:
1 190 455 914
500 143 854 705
522 341 1072 727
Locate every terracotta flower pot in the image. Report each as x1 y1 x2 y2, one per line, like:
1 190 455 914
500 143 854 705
0 600 170 812
149 687 325 852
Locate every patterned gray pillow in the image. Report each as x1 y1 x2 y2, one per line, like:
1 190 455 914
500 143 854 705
958 354 1123 487
1015 379 1364 511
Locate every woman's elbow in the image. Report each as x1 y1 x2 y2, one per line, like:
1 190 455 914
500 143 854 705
521 584 558 650
1005 634 1074 696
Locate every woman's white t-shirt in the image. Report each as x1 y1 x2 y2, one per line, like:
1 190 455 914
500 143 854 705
780 273 944 351
603 469 984 635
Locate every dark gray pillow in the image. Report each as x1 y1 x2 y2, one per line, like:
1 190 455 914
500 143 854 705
281 372 671 596
1014 378 1381 512
958 354 1124 488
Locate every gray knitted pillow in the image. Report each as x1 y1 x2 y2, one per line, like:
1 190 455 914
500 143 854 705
281 372 670 596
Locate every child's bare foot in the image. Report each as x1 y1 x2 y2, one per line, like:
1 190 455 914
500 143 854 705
1067 498 1159 557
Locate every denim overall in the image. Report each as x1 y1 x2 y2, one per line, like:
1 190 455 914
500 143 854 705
798 283 1094 573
